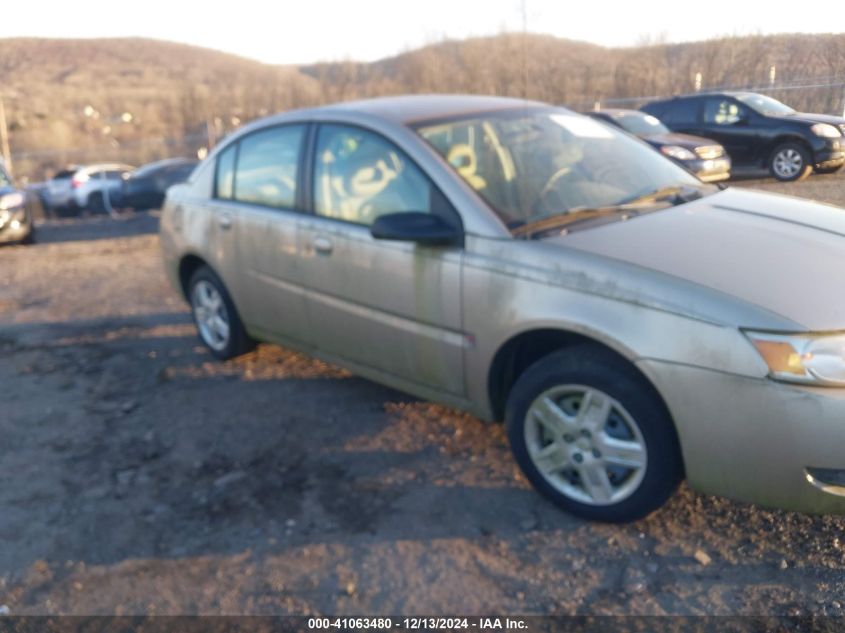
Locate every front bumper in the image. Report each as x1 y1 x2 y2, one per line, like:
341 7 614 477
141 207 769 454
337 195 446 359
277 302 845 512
0 209 31 243
639 359 845 515
814 139 845 169
683 157 731 183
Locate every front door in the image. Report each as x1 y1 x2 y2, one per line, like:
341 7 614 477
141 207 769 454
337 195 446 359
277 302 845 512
699 97 758 166
298 123 467 395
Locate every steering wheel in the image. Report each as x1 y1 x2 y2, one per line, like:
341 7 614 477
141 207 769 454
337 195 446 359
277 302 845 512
533 165 576 216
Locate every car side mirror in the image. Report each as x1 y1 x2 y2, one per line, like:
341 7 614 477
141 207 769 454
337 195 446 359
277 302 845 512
370 212 462 246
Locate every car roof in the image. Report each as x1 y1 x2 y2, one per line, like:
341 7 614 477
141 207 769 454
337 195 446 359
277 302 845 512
590 108 649 117
133 157 198 174
656 91 759 102
258 94 552 127
77 163 135 174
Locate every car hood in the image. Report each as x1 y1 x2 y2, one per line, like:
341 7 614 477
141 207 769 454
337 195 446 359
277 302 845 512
779 112 845 126
644 132 721 149
551 187 845 331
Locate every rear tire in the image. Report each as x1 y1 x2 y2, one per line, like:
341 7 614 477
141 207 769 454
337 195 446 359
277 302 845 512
188 265 255 360
87 192 107 215
769 142 812 182
505 345 683 523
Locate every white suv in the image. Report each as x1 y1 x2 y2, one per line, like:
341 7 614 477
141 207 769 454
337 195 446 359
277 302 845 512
46 163 134 215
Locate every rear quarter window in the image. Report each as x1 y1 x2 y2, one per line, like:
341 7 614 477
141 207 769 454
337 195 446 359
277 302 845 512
215 144 237 200
659 99 701 126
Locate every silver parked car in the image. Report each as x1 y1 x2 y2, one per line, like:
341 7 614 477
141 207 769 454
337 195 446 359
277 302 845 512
45 163 134 215
161 95 845 522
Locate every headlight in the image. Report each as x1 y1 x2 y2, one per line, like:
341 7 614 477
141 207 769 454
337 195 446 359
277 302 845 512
0 192 24 210
746 331 845 386
660 145 697 161
811 123 842 139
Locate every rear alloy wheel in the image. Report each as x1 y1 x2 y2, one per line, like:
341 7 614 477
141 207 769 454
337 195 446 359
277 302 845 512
189 266 254 360
769 142 812 182
506 345 683 522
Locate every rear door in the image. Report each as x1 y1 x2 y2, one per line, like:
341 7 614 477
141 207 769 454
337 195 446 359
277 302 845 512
223 123 313 347
298 123 466 395
227 124 310 345
656 98 703 136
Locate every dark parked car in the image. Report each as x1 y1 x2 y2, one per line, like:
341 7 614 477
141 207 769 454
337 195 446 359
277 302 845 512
121 158 198 211
43 163 134 216
0 159 33 244
641 92 845 181
585 109 730 182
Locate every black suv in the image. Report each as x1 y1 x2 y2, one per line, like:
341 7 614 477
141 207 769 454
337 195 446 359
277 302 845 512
642 92 845 181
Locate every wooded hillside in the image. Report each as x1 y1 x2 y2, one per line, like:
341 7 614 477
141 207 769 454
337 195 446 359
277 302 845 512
2 33 844 179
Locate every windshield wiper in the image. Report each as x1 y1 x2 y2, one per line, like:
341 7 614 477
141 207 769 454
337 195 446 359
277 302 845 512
512 184 710 239
616 184 705 207
511 205 641 238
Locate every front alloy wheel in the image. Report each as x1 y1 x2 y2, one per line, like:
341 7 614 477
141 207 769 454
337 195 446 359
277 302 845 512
523 385 647 506
506 345 683 522
769 143 811 182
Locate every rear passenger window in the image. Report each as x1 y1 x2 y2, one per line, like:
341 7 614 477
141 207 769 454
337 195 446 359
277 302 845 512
234 125 305 208
660 100 700 126
215 144 237 200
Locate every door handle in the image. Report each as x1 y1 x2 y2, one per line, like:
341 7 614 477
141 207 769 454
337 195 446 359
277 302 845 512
313 236 333 255
218 213 232 230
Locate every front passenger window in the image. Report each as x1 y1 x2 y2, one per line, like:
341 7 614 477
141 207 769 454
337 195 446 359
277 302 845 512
314 124 432 226
704 100 744 126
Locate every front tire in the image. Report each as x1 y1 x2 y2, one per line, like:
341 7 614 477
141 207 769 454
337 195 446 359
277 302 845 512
505 345 683 523
769 142 812 182
189 266 254 360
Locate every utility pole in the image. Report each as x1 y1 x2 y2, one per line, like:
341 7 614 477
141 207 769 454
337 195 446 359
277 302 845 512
206 120 217 151
0 97 12 175
520 0 528 99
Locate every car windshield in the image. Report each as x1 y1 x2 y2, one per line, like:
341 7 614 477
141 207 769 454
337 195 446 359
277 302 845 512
612 112 670 136
735 93 796 116
415 107 708 234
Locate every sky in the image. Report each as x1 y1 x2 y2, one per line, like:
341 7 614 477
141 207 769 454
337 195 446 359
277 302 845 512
3 0 843 65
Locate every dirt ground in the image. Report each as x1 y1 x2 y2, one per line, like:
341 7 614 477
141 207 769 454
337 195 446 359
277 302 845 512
3 173 845 616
